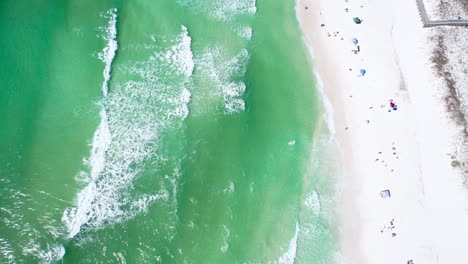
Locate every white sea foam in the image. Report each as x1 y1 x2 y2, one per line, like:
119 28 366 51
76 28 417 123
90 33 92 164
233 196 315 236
22 243 65 264
195 47 249 114
236 26 253 40
113 252 126 264
178 0 256 21
173 88 192 120
254 224 300 264
304 191 321 216
223 181 235 193
63 9 117 238
0 183 69 263
63 25 193 238
225 98 245 114
220 224 231 253
220 243 229 253
98 8 118 97
154 26 194 78
249 182 255 192
223 224 231 237
89 109 112 181
0 238 15 264
42 245 65 264
223 82 246 97
130 191 169 214
276 223 299 264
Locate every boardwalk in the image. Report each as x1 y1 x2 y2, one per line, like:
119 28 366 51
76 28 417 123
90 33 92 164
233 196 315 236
415 0 468 27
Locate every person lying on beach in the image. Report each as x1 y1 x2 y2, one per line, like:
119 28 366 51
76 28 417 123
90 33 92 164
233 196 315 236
389 99 398 111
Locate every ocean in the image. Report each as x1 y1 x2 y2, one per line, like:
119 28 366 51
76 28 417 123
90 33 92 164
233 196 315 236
0 0 341 263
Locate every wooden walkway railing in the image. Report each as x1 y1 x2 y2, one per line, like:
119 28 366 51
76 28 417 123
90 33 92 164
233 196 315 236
415 0 468 27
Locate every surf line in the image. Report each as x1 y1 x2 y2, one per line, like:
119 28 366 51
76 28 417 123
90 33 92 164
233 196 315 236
63 8 118 239
100 8 118 97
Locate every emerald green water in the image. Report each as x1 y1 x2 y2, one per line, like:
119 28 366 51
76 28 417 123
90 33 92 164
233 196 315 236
0 0 340 263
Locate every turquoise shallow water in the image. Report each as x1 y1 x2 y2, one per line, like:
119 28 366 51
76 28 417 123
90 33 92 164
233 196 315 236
0 0 340 263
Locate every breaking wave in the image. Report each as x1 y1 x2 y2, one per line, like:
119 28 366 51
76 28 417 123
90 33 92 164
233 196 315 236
274 223 299 264
98 8 118 97
194 47 249 114
63 8 118 238
177 0 256 21
63 24 193 238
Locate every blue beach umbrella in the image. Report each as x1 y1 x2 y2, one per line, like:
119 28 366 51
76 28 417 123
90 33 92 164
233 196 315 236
352 38 358 44
360 69 366 76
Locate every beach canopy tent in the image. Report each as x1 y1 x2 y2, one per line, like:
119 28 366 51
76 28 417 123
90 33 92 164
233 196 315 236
380 190 391 198
360 69 366 76
352 38 358 44
353 17 362 24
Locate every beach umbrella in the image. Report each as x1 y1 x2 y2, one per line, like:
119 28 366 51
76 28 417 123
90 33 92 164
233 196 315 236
360 69 366 76
353 17 362 24
352 38 358 44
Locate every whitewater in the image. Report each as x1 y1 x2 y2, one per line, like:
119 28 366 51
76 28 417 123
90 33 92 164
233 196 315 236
0 0 341 263
63 8 118 238
63 9 196 239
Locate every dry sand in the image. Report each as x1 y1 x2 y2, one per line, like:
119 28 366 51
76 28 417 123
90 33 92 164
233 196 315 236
297 0 468 263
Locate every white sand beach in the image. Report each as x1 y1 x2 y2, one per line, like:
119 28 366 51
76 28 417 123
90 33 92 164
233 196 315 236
297 0 468 263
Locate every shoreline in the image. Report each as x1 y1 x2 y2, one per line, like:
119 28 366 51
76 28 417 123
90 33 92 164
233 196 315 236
300 34 364 263
297 0 468 263
296 2 365 263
